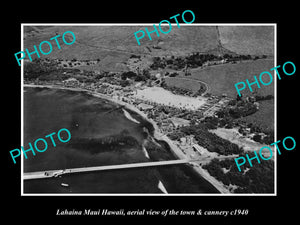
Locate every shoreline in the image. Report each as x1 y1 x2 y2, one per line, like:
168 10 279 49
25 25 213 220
24 83 228 194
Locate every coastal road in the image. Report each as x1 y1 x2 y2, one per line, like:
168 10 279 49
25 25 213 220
23 159 193 180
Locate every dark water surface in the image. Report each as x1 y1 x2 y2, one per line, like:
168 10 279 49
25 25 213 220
23 87 219 194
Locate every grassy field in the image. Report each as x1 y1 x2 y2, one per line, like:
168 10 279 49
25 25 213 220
24 26 274 59
219 26 274 55
164 77 200 92
238 99 275 131
23 26 219 60
23 26 274 74
190 59 275 98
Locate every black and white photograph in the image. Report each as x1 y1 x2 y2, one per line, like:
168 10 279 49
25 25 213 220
3 4 298 224
22 24 275 195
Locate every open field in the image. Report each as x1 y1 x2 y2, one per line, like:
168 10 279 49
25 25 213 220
24 26 274 73
188 59 275 131
238 99 274 131
189 59 275 98
165 77 200 92
24 26 219 60
219 26 274 55
134 87 206 110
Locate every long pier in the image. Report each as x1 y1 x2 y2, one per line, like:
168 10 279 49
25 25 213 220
23 159 192 180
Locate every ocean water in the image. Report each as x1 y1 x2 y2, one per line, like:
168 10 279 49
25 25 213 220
23 87 219 194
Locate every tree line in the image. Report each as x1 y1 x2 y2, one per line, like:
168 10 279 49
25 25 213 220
203 157 274 193
150 53 267 70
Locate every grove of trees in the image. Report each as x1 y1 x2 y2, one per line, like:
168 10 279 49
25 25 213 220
203 157 274 193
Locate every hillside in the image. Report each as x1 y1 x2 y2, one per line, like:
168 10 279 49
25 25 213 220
23 25 274 62
24 26 219 58
189 59 275 98
219 26 274 55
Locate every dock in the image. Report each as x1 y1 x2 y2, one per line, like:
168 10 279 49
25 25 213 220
23 159 192 180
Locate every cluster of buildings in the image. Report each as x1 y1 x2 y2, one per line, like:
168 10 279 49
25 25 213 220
60 76 231 138
202 96 231 117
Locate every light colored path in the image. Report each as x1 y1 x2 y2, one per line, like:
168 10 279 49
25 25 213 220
23 159 191 180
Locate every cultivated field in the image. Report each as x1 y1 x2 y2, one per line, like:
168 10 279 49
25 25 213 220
24 26 274 73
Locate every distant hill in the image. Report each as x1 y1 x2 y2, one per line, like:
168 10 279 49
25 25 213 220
24 26 218 57
219 26 274 55
23 25 274 66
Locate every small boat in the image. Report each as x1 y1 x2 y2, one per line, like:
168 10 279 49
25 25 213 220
61 183 69 187
53 170 64 177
